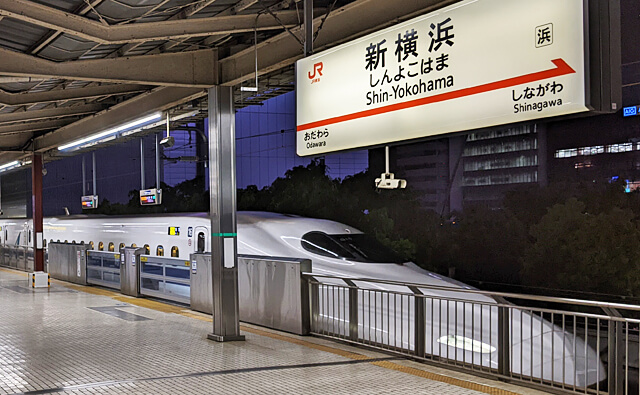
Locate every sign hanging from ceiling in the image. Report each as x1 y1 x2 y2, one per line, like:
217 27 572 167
296 0 588 156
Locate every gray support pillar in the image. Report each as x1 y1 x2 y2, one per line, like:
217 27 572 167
81 156 86 195
140 138 145 190
92 152 97 196
207 86 244 342
155 133 160 189
304 0 313 56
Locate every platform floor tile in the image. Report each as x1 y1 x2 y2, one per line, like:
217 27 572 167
0 268 539 395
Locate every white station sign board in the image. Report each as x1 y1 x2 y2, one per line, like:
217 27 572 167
296 0 588 156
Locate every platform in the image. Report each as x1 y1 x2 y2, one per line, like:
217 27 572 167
0 268 547 395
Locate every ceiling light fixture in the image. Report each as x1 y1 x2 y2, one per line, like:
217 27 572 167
58 113 162 151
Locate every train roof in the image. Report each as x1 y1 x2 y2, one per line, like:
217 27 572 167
42 211 302 221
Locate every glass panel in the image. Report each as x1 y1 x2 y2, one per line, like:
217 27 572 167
142 263 163 276
102 272 120 284
103 258 120 270
87 268 102 280
141 277 161 291
165 281 190 299
197 232 205 252
301 232 404 264
87 256 102 267
166 266 190 280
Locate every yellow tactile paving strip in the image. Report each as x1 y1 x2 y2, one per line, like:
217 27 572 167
2 267 521 395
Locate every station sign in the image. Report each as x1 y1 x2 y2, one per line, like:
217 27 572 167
296 0 588 156
140 188 162 206
81 195 98 209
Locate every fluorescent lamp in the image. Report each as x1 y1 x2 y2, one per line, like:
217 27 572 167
120 110 199 138
0 161 20 172
58 113 162 151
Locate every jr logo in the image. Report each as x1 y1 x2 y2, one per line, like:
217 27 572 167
308 62 323 83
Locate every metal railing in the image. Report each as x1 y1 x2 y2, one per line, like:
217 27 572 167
305 274 640 395
139 255 191 304
0 245 34 272
86 250 121 289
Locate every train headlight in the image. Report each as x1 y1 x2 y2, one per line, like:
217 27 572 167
437 335 496 354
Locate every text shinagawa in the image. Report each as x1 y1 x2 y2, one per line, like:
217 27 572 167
366 75 454 106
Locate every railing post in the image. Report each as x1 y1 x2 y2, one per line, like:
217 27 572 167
498 306 510 376
345 279 359 341
409 286 426 357
607 319 625 394
308 276 319 333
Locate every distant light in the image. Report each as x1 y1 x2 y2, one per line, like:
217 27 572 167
58 113 162 151
623 106 639 117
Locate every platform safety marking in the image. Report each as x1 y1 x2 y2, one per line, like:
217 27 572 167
0 266 523 395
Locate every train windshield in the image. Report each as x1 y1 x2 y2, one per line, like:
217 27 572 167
301 231 405 263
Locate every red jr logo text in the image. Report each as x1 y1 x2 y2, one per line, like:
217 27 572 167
308 62 323 84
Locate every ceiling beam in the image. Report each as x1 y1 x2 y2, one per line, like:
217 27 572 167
220 0 458 86
29 0 106 55
0 48 217 87
0 0 300 45
159 0 260 53
0 84 149 106
0 119 73 135
34 86 206 153
0 77 45 83
171 0 219 20
0 134 34 151
114 0 220 57
0 104 104 125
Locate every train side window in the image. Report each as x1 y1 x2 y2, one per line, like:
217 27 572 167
29 231 31 244
156 245 164 256
171 246 179 258
80 241 84 245
98 242 104 251
119 243 125 251
89 241 94 250
43 239 47 248
143 244 150 255
197 232 205 253
131 243 137 248
108 242 115 252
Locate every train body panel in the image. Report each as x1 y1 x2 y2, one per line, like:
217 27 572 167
0 211 604 387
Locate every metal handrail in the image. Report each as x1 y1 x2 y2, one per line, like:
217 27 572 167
303 272 640 314
305 272 635 394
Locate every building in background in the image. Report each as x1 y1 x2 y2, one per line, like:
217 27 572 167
374 124 546 213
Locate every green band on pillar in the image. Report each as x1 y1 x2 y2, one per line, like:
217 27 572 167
212 233 237 237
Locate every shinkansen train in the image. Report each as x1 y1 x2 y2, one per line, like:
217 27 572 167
0 211 604 387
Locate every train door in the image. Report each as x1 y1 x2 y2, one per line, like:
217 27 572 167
194 226 209 253
1 225 10 246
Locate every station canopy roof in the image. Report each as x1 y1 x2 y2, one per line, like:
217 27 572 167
0 0 456 166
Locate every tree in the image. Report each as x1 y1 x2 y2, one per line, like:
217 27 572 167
446 205 528 285
522 198 640 297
